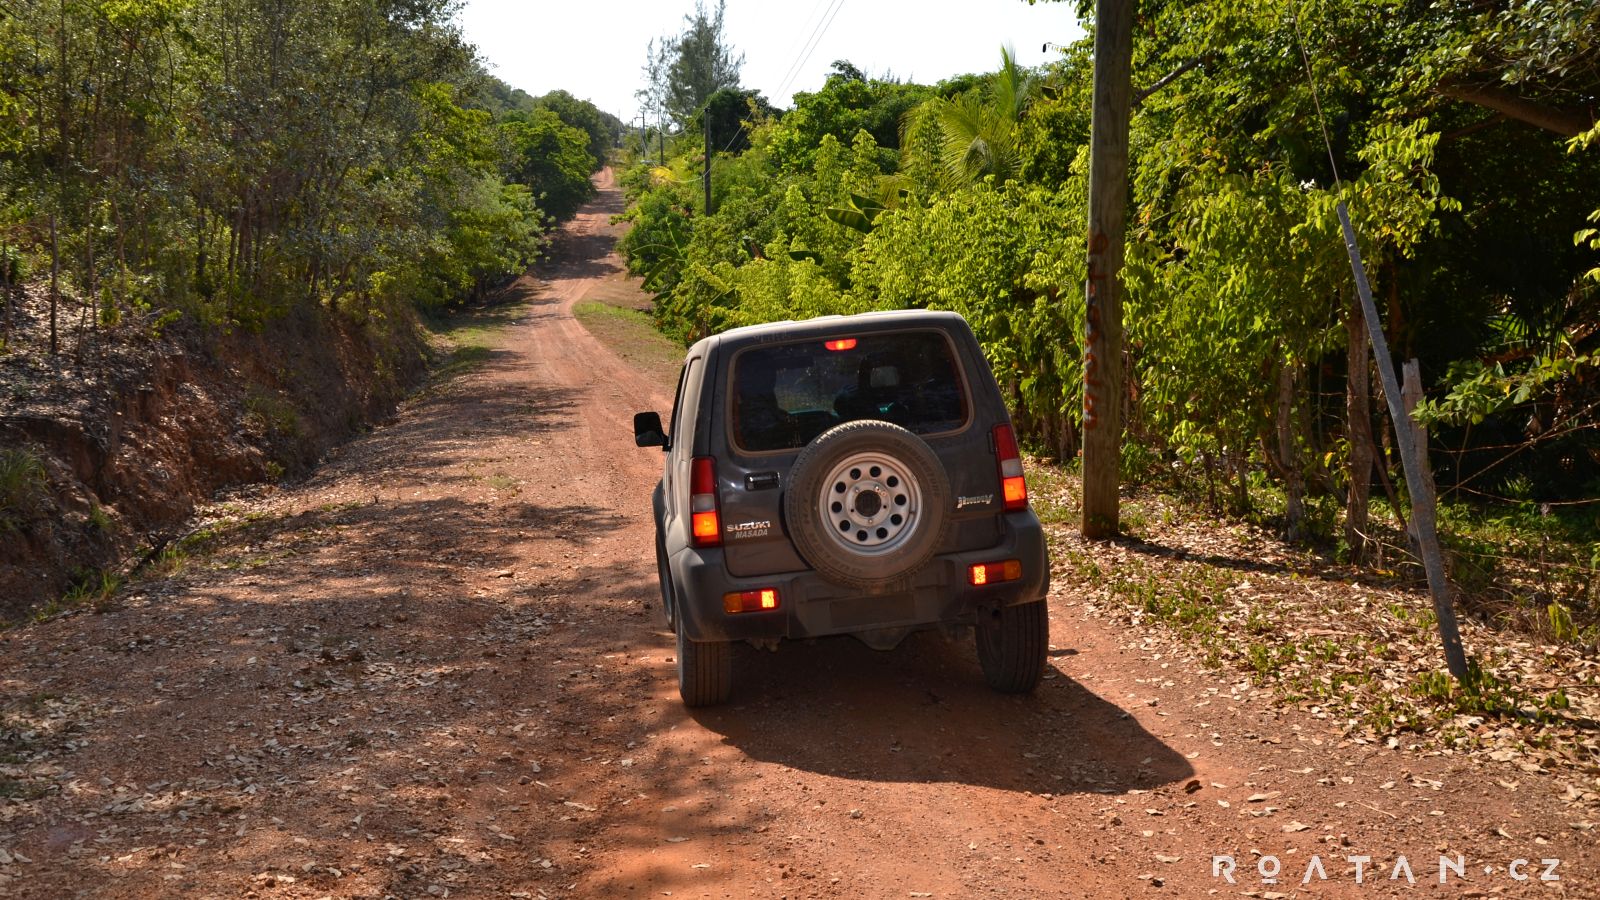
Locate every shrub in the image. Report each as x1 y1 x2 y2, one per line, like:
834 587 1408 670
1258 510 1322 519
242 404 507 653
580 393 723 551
0 448 46 528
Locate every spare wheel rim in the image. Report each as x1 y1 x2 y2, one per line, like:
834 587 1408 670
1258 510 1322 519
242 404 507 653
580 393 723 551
816 450 923 557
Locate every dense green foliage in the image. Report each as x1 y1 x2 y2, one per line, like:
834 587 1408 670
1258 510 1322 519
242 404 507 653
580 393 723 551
500 107 598 223
531 89 626 174
763 62 935 173
619 1 1599 545
690 87 776 157
0 0 613 351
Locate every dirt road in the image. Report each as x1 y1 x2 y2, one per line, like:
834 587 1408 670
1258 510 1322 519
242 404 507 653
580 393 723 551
2 172 1595 898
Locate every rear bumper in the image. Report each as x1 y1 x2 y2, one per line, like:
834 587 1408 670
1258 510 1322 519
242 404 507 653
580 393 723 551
672 511 1050 643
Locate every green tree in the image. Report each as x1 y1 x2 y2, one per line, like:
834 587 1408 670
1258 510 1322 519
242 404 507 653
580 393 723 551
900 47 1035 190
0 0 596 344
642 0 744 128
690 87 774 157
534 90 624 172
763 62 932 174
500 108 598 222
616 0 1599 518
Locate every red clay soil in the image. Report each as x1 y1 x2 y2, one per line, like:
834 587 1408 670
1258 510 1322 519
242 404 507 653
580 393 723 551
1 171 1595 898
0 280 427 617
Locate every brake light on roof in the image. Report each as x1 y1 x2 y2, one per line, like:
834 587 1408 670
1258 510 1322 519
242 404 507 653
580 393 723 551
823 338 857 351
992 424 1028 511
723 588 780 614
969 559 1023 586
690 456 721 547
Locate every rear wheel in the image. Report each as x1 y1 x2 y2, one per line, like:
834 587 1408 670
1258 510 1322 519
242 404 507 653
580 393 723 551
676 618 732 707
975 599 1048 693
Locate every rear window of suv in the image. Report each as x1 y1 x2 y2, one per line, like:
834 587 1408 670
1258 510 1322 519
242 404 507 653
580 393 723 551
730 331 968 452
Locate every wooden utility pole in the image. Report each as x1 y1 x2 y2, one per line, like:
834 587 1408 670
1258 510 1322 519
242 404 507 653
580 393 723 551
1081 0 1134 539
1337 204 1470 680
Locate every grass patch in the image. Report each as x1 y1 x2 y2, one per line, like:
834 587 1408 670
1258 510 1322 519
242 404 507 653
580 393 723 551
143 508 277 578
64 569 121 609
1433 499 1600 648
1104 555 1239 667
483 473 519 493
1091 548 1548 733
32 568 123 620
436 344 492 381
319 500 365 514
1028 459 1597 761
572 300 684 392
582 275 655 312
87 503 114 533
1081 450 1600 651
0 447 47 529
424 299 527 382
1024 461 1079 528
1027 462 1171 541
244 391 303 437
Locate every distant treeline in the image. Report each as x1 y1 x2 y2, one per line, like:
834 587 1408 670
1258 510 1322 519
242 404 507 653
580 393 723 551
0 0 623 351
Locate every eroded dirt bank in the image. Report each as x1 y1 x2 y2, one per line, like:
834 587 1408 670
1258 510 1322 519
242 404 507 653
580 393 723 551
1 171 1595 898
0 275 429 618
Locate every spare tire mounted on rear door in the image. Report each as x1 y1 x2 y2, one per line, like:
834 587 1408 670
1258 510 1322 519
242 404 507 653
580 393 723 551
784 420 951 592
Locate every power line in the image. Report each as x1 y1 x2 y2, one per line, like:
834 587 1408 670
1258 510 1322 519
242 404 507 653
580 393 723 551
774 0 848 103
708 0 843 159
771 0 838 102
782 0 848 99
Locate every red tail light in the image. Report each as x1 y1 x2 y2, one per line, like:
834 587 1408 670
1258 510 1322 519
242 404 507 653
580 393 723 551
992 424 1028 511
690 456 721 547
723 588 779 614
969 559 1022 586
823 338 857 351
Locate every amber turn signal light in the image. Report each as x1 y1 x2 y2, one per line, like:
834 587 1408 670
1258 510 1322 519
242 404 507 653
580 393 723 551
724 588 780 614
968 559 1022 586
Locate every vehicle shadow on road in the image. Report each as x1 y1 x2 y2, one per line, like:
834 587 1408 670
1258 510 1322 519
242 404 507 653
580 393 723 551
686 630 1194 796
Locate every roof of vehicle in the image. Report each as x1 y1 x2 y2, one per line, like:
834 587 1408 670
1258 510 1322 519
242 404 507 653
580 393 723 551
689 309 971 358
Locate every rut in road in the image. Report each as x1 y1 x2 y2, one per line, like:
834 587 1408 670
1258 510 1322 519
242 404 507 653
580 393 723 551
2 171 1594 899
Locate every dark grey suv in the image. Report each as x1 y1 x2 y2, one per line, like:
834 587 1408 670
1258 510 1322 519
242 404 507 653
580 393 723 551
634 310 1050 706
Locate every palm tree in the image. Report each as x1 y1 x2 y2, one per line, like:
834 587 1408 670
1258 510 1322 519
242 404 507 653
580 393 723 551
908 46 1036 190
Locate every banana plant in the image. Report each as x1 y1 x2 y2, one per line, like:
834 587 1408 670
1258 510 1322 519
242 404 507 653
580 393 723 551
823 192 889 234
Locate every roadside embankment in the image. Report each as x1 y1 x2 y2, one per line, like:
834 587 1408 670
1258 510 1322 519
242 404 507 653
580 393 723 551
0 298 430 620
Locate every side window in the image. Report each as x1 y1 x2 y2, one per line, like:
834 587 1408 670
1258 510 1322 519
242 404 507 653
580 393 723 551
669 357 701 444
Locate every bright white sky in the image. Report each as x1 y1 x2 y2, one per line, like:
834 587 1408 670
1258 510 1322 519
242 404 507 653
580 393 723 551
456 1 1084 122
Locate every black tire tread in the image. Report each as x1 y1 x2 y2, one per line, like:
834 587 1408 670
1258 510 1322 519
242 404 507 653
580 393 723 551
676 624 732 707
975 599 1049 693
